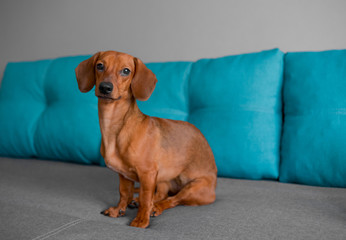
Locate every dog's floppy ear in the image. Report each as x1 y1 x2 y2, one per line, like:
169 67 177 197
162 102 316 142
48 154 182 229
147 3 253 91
131 57 157 101
75 52 101 92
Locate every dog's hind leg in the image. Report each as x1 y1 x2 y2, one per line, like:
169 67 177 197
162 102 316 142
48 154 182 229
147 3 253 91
151 175 216 217
153 181 170 203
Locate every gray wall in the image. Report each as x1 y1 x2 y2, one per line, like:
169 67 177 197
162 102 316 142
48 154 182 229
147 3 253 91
1 0 346 77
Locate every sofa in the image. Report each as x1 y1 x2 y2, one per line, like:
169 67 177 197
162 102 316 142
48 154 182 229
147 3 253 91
0 49 345 239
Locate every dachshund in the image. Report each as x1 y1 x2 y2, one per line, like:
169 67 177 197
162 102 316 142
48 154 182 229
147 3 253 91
75 51 217 228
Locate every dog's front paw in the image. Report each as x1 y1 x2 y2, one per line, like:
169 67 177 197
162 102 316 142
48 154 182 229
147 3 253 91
101 207 125 218
130 216 150 228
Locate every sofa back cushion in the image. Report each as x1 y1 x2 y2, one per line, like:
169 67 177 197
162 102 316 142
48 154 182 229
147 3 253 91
33 56 103 164
188 49 284 179
0 60 50 158
0 56 103 164
138 61 192 121
0 56 191 165
280 50 346 187
0 50 284 181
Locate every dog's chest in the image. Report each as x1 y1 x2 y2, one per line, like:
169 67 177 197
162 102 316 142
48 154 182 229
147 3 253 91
101 127 139 181
104 152 138 182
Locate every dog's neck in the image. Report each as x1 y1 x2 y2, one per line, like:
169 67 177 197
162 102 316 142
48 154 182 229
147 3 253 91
98 97 144 139
98 97 146 162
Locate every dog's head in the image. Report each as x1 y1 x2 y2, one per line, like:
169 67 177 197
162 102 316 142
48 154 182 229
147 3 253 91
75 51 157 101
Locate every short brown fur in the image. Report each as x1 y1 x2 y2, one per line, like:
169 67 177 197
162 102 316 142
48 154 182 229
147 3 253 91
75 51 217 228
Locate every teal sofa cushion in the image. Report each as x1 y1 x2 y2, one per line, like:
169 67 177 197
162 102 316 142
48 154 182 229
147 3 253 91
138 61 192 121
0 50 284 181
188 49 284 179
0 60 50 158
0 56 191 165
280 50 346 187
33 56 102 164
0 56 102 164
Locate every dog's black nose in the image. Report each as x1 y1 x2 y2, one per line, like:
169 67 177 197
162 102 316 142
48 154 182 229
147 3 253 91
99 82 113 94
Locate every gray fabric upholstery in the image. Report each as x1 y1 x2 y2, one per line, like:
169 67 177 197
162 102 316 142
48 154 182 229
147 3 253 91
1 157 345 240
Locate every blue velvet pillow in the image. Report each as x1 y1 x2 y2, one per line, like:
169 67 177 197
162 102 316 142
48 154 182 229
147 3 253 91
280 50 346 187
188 49 284 179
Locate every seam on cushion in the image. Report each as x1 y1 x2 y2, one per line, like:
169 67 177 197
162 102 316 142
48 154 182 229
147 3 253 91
189 106 279 114
275 51 285 181
185 62 194 122
31 218 85 240
279 52 288 181
29 105 47 157
32 59 54 157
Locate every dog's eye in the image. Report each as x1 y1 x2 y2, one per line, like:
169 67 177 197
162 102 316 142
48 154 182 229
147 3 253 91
120 68 131 76
96 63 104 71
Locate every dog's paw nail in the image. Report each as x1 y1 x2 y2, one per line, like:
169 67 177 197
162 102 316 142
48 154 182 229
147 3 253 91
128 200 139 209
119 209 125 216
101 210 110 216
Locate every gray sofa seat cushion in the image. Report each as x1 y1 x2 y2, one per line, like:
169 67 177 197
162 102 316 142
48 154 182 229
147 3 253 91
1 157 345 240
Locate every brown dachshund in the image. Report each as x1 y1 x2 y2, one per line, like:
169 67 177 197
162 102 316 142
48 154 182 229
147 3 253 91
75 51 217 228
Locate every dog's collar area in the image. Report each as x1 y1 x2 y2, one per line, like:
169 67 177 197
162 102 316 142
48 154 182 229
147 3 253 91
97 95 122 101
